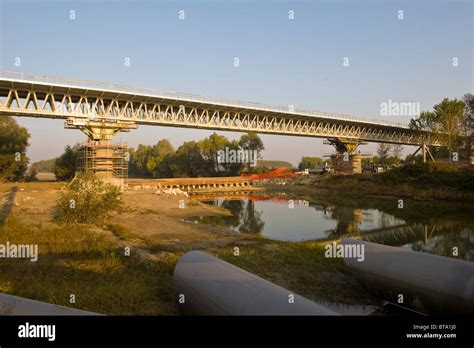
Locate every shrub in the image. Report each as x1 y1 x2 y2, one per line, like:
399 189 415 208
54 145 78 181
55 172 122 224
375 162 474 190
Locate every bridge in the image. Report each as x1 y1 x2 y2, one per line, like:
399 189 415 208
0 71 452 178
0 71 446 146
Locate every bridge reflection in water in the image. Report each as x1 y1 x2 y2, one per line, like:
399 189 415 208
184 194 474 261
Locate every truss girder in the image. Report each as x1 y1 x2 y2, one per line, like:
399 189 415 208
0 84 446 146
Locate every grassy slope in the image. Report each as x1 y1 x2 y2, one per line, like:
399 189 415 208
286 163 474 201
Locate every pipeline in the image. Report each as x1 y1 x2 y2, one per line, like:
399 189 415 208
341 238 474 315
173 250 338 315
0 292 99 315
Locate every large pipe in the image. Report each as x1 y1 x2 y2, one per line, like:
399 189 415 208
0 292 99 315
341 238 474 315
173 251 338 315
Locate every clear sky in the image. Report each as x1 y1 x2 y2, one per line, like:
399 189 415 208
1 0 472 165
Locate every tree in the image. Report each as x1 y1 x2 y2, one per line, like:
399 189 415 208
297 156 325 170
30 158 56 173
464 94 474 163
129 144 153 178
146 139 175 178
171 141 209 177
409 111 438 132
238 132 264 158
376 144 391 164
390 144 404 164
238 132 264 173
223 139 245 176
0 116 30 182
463 94 474 123
391 145 403 159
410 98 467 160
199 133 229 175
54 145 78 181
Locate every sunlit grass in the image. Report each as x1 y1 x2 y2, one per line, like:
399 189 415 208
0 217 178 315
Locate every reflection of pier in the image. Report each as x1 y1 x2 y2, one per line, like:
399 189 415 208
362 223 451 246
190 192 261 200
359 222 474 261
191 193 311 206
359 223 421 245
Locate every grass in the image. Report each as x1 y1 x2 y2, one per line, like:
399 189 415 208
105 223 137 241
0 217 178 315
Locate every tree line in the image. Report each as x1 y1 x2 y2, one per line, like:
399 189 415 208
128 132 264 178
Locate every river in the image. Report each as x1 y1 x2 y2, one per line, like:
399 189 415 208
184 192 474 261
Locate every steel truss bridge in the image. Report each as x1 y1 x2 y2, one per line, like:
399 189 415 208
0 71 447 147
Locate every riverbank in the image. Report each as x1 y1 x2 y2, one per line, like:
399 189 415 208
0 182 379 315
263 163 474 202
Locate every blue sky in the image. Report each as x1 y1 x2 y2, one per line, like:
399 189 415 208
1 0 472 164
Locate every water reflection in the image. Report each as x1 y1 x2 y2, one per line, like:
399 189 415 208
184 194 474 261
190 199 265 234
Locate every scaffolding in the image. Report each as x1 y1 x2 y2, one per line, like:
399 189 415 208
76 140 128 180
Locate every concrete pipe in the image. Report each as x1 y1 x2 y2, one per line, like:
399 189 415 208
173 250 338 315
341 238 474 315
0 292 99 315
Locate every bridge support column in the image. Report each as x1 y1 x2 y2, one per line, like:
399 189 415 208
66 118 135 189
325 138 365 174
405 143 436 165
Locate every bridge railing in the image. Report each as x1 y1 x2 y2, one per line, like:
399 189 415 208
0 70 410 129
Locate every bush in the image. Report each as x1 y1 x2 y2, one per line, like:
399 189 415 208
374 162 474 190
55 173 122 224
54 145 78 181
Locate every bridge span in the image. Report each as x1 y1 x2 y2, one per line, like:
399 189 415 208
0 71 446 147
